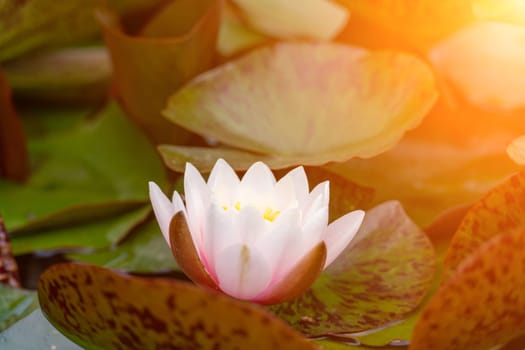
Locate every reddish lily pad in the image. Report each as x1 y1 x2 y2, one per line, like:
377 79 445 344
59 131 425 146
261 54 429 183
410 228 525 350
38 263 317 350
443 169 525 279
97 0 220 144
0 68 28 182
271 201 436 335
163 42 437 167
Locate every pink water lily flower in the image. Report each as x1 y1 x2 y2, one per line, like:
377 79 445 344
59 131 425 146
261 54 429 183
149 159 364 305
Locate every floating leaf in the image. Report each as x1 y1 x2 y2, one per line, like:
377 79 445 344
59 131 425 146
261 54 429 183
10 205 150 256
0 285 37 332
472 0 525 24
0 0 166 61
4 46 111 102
0 218 20 287
0 102 165 232
443 169 525 278
507 135 525 165
164 42 437 169
328 97 521 226
0 309 82 349
67 219 178 273
98 0 220 143
271 201 435 335
0 68 28 182
38 263 317 350
217 1 268 57
410 229 525 350
430 22 525 112
231 0 349 40
335 0 473 46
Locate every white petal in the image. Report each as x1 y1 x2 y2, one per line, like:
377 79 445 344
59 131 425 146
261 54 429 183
214 243 273 300
323 210 365 268
239 161 276 205
149 182 183 245
254 208 302 280
274 207 327 278
184 163 210 248
207 158 240 204
275 166 308 208
203 203 241 280
236 206 269 246
303 181 329 217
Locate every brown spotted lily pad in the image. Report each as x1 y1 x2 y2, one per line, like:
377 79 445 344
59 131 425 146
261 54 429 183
38 263 316 350
410 228 525 350
271 201 436 335
161 42 438 172
443 169 525 278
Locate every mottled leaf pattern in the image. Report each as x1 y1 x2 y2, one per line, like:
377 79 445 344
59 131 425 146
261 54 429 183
38 263 317 350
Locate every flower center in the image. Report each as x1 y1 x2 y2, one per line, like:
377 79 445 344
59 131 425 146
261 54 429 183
222 201 280 222
263 207 280 222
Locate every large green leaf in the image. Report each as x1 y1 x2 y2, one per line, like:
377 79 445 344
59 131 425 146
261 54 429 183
0 309 82 349
38 263 317 350
0 102 165 233
10 205 151 256
271 201 435 335
0 285 38 332
0 0 165 61
163 42 438 170
4 46 111 103
66 219 178 273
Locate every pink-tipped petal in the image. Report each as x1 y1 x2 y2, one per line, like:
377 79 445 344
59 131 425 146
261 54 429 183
149 181 179 244
254 242 327 305
169 212 218 290
323 210 365 268
207 158 240 203
203 203 241 279
214 244 273 300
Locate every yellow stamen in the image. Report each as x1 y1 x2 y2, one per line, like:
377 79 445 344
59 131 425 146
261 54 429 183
222 205 228 211
263 207 280 222
234 201 241 211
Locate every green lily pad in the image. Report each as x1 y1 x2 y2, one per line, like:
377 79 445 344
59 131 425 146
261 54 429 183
0 309 82 350
4 46 111 102
0 285 38 332
10 205 151 256
271 201 436 335
163 42 437 169
0 102 165 232
38 263 317 350
0 0 166 61
66 219 178 273
443 169 525 279
410 228 525 350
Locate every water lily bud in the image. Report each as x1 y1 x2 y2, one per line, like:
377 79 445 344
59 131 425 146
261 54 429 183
149 159 364 304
